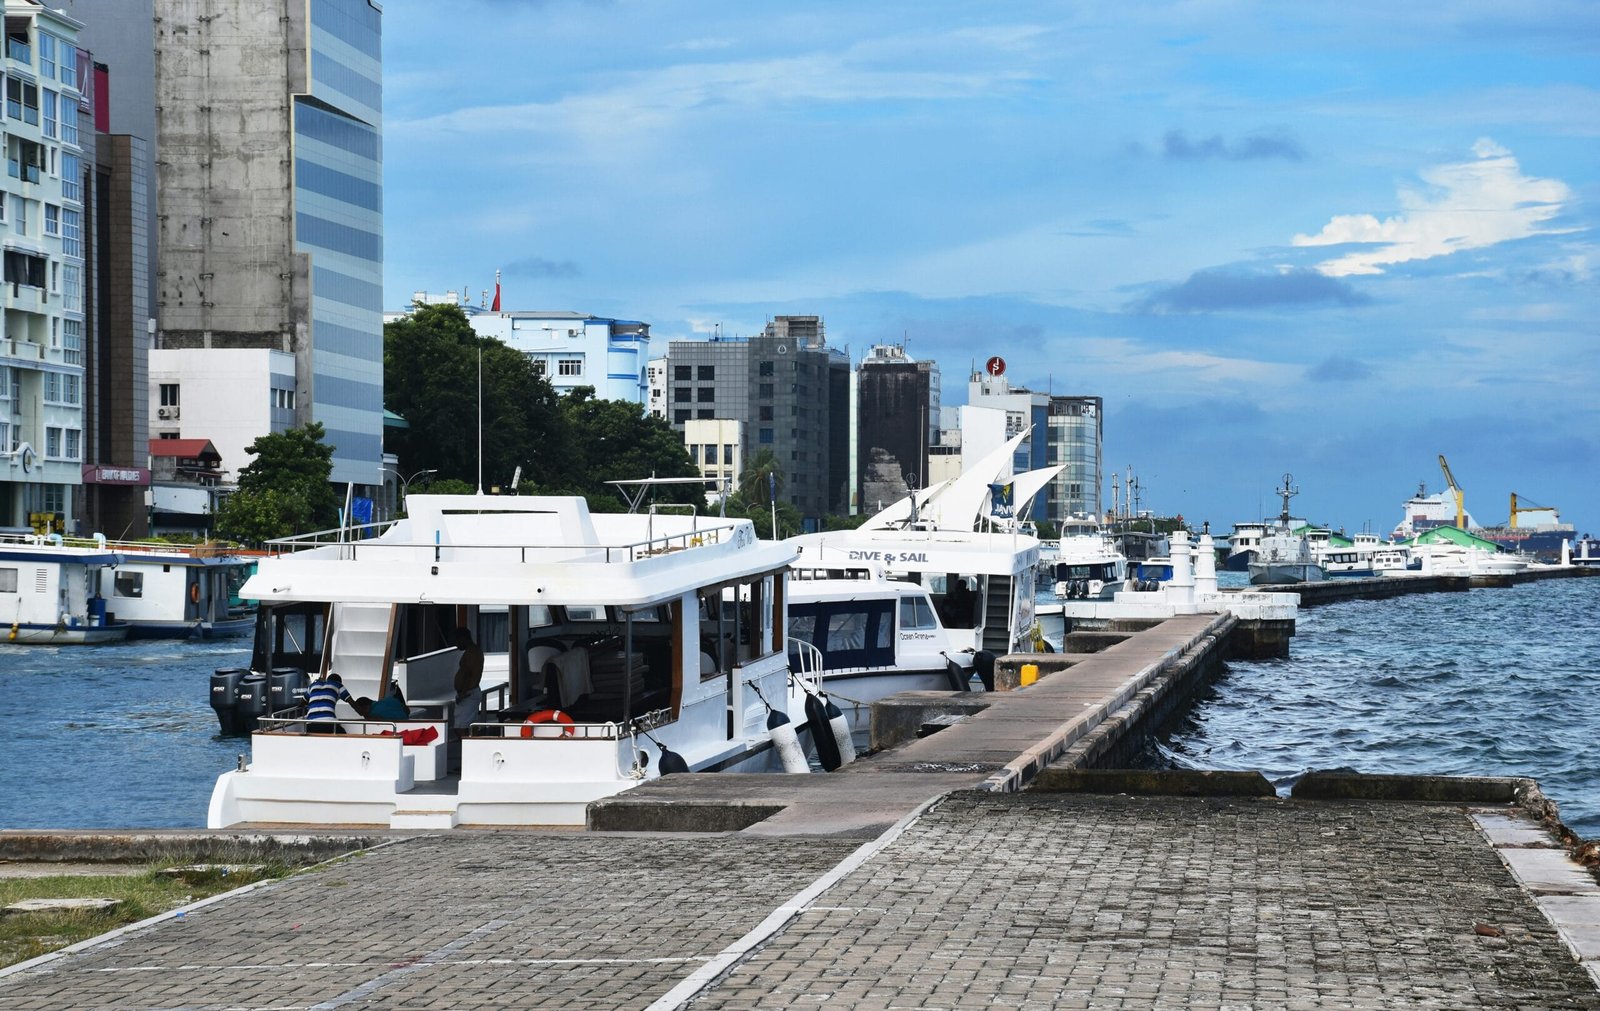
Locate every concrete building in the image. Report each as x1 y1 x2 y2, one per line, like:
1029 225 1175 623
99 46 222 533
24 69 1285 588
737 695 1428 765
856 344 939 515
0 2 89 533
466 311 649 404
645 356 667 420
389 293 653 406
664 316 850 524
149 347 296 482
684 417 742 498
967 371 1104 525
154 0 384 487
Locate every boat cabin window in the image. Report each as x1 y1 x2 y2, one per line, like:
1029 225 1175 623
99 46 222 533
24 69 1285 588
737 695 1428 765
253 602 328 674
790 599 895 671
934 575 978 629
113 570 143 598
0 567 15 593
899 595 938 631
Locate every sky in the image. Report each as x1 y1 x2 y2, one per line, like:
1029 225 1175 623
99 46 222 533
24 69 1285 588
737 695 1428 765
380 1 1600 537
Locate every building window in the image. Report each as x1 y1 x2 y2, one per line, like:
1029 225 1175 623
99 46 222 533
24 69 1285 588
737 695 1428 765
674 365 691 381
758 383 773 398
62 319 81 365
59 97 77 146
673 387 690 403
64 429 80 460
705 444 718 465
159 383 180 407
61 262 81 312
3 250 45 288
6 78 38 126
759 428 774 444
557 359 582 376
61 208 81 258
724 443 733 464
697 387 715 402
42 89 55 138
697 409 715 419
758 361 774 377
43 203 58 236
687 444 700 464
698 365 715 381
673 409 691 424
529 358 546 377
274 388 295 410
60 153 79 202
46 427 61 457
759 405 773 421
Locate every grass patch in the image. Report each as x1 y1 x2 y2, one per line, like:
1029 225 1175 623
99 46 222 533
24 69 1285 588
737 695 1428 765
0 862 290 969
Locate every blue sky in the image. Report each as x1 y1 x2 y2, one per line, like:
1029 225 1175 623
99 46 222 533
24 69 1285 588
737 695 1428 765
381 1 1599 536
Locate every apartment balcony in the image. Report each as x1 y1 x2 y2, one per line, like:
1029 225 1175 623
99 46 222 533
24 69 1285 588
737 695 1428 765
3 281 48 315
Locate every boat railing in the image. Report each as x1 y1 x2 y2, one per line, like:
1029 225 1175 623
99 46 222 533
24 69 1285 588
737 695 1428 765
786 638 825 696
256 716 412 736
264 523 740 563
467 706 672 740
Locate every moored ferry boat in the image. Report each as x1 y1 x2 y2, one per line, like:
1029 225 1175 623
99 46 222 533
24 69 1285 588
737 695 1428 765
0 534 128 644
98 542 256 639
207 493 805 830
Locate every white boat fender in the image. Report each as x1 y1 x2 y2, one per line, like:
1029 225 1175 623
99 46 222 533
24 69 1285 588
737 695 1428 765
746 679 809 774
823 693 855 766
803 690 843 771
767 708 809 774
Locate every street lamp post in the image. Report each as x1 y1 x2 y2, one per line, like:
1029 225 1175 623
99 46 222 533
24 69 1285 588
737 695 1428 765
382 467 437 521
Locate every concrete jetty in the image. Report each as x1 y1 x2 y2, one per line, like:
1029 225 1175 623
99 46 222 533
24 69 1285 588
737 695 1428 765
3 612 1598 1007
1256 561 1598 606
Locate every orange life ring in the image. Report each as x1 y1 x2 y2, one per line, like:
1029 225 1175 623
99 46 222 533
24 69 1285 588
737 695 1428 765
520 709 576 739
189 582 201 603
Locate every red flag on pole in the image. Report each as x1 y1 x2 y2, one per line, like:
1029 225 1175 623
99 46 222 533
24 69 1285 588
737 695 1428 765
491 281 501 312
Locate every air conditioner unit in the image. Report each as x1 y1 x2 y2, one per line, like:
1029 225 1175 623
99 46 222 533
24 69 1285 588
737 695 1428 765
158 406 178 420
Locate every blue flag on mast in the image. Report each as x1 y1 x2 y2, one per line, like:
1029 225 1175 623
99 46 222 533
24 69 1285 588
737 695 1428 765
988 482 1013 519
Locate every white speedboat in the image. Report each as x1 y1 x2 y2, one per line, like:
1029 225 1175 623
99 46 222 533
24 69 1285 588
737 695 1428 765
1044 515 1130 600
0 535 128 644
207 493 805 830
1316 533 1417 578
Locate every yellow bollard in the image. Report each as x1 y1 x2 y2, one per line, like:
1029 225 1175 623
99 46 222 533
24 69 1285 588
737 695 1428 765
1020 663 1039 687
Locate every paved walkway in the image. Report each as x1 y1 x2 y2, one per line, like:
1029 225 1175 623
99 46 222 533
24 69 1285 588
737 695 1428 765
3 792 1596 1010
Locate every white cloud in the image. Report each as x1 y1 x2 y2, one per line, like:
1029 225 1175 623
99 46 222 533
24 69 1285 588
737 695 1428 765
1292 139 1573 276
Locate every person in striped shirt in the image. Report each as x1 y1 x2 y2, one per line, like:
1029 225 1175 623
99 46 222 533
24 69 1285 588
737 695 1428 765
305 672 354 734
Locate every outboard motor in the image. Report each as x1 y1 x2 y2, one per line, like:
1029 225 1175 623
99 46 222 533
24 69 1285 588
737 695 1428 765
209 668 249 735
268 667 308 716
235 672 269 733
972 650 997 693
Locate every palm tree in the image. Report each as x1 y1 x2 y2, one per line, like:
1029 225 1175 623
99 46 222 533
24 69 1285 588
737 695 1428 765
738 448 784 505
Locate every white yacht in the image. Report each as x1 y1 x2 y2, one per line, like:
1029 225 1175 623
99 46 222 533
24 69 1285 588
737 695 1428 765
1043 515 1129 600
1316 532 1416 578
207 493 805 830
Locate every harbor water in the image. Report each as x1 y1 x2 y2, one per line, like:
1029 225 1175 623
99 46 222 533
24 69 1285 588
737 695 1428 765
0 578 1596 835
1143 575 1600 839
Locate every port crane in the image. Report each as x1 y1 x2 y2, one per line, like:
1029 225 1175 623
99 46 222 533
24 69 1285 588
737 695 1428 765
1437 454 1466 529
1509 492 1553 530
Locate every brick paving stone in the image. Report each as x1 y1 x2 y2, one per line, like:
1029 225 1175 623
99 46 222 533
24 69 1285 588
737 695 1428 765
684 792 1600 1010
0 831 855 1011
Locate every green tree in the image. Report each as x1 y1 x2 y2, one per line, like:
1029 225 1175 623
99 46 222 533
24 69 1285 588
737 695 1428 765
735 448 784 507
215 423 340 542
384 303 566 489
554 387 699 507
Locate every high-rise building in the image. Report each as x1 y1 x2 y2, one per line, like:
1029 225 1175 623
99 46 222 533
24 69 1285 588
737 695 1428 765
153 0 384 486
856 344 939 515
1046 395 1103 519
0 3 90 533
664 316 849 524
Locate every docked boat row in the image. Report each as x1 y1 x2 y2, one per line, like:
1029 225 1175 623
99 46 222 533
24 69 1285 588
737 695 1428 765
2 533 255 644
204 430 1058 831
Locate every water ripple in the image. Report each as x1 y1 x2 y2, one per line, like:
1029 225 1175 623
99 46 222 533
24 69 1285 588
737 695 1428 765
1141 578 1600 840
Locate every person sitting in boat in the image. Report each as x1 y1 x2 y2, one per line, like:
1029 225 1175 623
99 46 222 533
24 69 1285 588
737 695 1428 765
351 681 410 723
305 672 354 734
452 627 484 732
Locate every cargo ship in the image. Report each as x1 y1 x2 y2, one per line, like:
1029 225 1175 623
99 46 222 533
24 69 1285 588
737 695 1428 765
1391 483 1573 561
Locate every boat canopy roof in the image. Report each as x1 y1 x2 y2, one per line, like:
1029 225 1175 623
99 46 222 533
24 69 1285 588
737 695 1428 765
240 493 796 607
